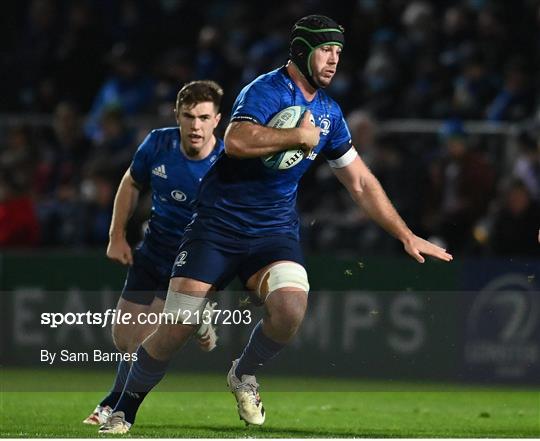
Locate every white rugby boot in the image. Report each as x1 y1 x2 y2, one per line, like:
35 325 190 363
196 301 218 352
82 405 112 425
227 359 265 426
98 411 131 434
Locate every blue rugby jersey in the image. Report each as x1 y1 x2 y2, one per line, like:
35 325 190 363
191 67 355 239
130 127 223 262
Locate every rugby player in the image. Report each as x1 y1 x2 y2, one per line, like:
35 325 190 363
84 80 224 426
100 15 452 433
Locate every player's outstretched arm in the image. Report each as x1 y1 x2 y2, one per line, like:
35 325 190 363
224 111 320 159
333 156 453 263
107 168 140 265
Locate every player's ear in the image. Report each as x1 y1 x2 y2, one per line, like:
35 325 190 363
215 112 221 126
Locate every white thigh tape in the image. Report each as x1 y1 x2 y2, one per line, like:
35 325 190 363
257 262 310 302
163 290 208 324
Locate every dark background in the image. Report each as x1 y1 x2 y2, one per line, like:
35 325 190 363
0 0 539 257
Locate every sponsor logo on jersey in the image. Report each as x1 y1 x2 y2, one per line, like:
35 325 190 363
307 151 318 161
171 190 187 202
174 251 188 267
152 164 167 178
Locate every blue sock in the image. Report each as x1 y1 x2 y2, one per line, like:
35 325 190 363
235 321 284 378
113 346 169 424
99 359 130 408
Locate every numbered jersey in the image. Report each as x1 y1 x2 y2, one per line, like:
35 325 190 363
130 127 223 262
191 66 355 240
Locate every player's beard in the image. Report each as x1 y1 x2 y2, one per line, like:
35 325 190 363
313 70 334 88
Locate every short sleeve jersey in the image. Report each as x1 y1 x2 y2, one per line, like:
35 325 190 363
193 67 354 239
130 127 223 258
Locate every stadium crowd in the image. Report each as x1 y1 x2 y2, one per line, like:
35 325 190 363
1 0 539 256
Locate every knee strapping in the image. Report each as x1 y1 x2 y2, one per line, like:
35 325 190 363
163 290 208 325
256 262 309 302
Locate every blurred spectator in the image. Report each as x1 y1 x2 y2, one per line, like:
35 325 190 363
36 192 84 246
489 179 540 256
241 28 288 84
486 59 535 121
512 132 540 201
80 170 115 245
346 110 377 166
34 102 90 196
475 5 510 71
402 2 436 51
0 126 40 246
98 0 161 56
157 0 204 54
53 0 108 110
361 48 400 118
85 42 155 141
451 52 498 119
299 159 368 253
423 119 496 253
0 169 40 247
372 133 426 231
37 169 115 247
0 125 36 179
87 105 136 182
32 102 91 246
401 55 446 118
195 26 231 86
153 49 194 117
12 0 60 111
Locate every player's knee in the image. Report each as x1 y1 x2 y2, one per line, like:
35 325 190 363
267 290 307 334
111 323 130 353
157 323 183 350
256 262 309 304
150 321 199 358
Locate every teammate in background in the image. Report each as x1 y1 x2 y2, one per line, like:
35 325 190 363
100 16 452 434
84 80 224 425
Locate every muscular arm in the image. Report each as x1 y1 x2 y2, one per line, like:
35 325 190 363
107 168 141 265
224 112 320 159
333 155 453 263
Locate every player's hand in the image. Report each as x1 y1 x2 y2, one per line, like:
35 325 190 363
106 235 133 265
298 110 320 154
402 234 453 263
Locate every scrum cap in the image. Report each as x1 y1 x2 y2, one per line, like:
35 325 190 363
289 15 345 89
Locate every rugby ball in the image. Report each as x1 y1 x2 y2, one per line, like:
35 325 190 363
261 106 314 170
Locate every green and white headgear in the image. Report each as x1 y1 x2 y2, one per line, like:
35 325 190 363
289 15 345 89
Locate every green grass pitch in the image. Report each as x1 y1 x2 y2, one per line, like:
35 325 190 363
1 369 538 438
